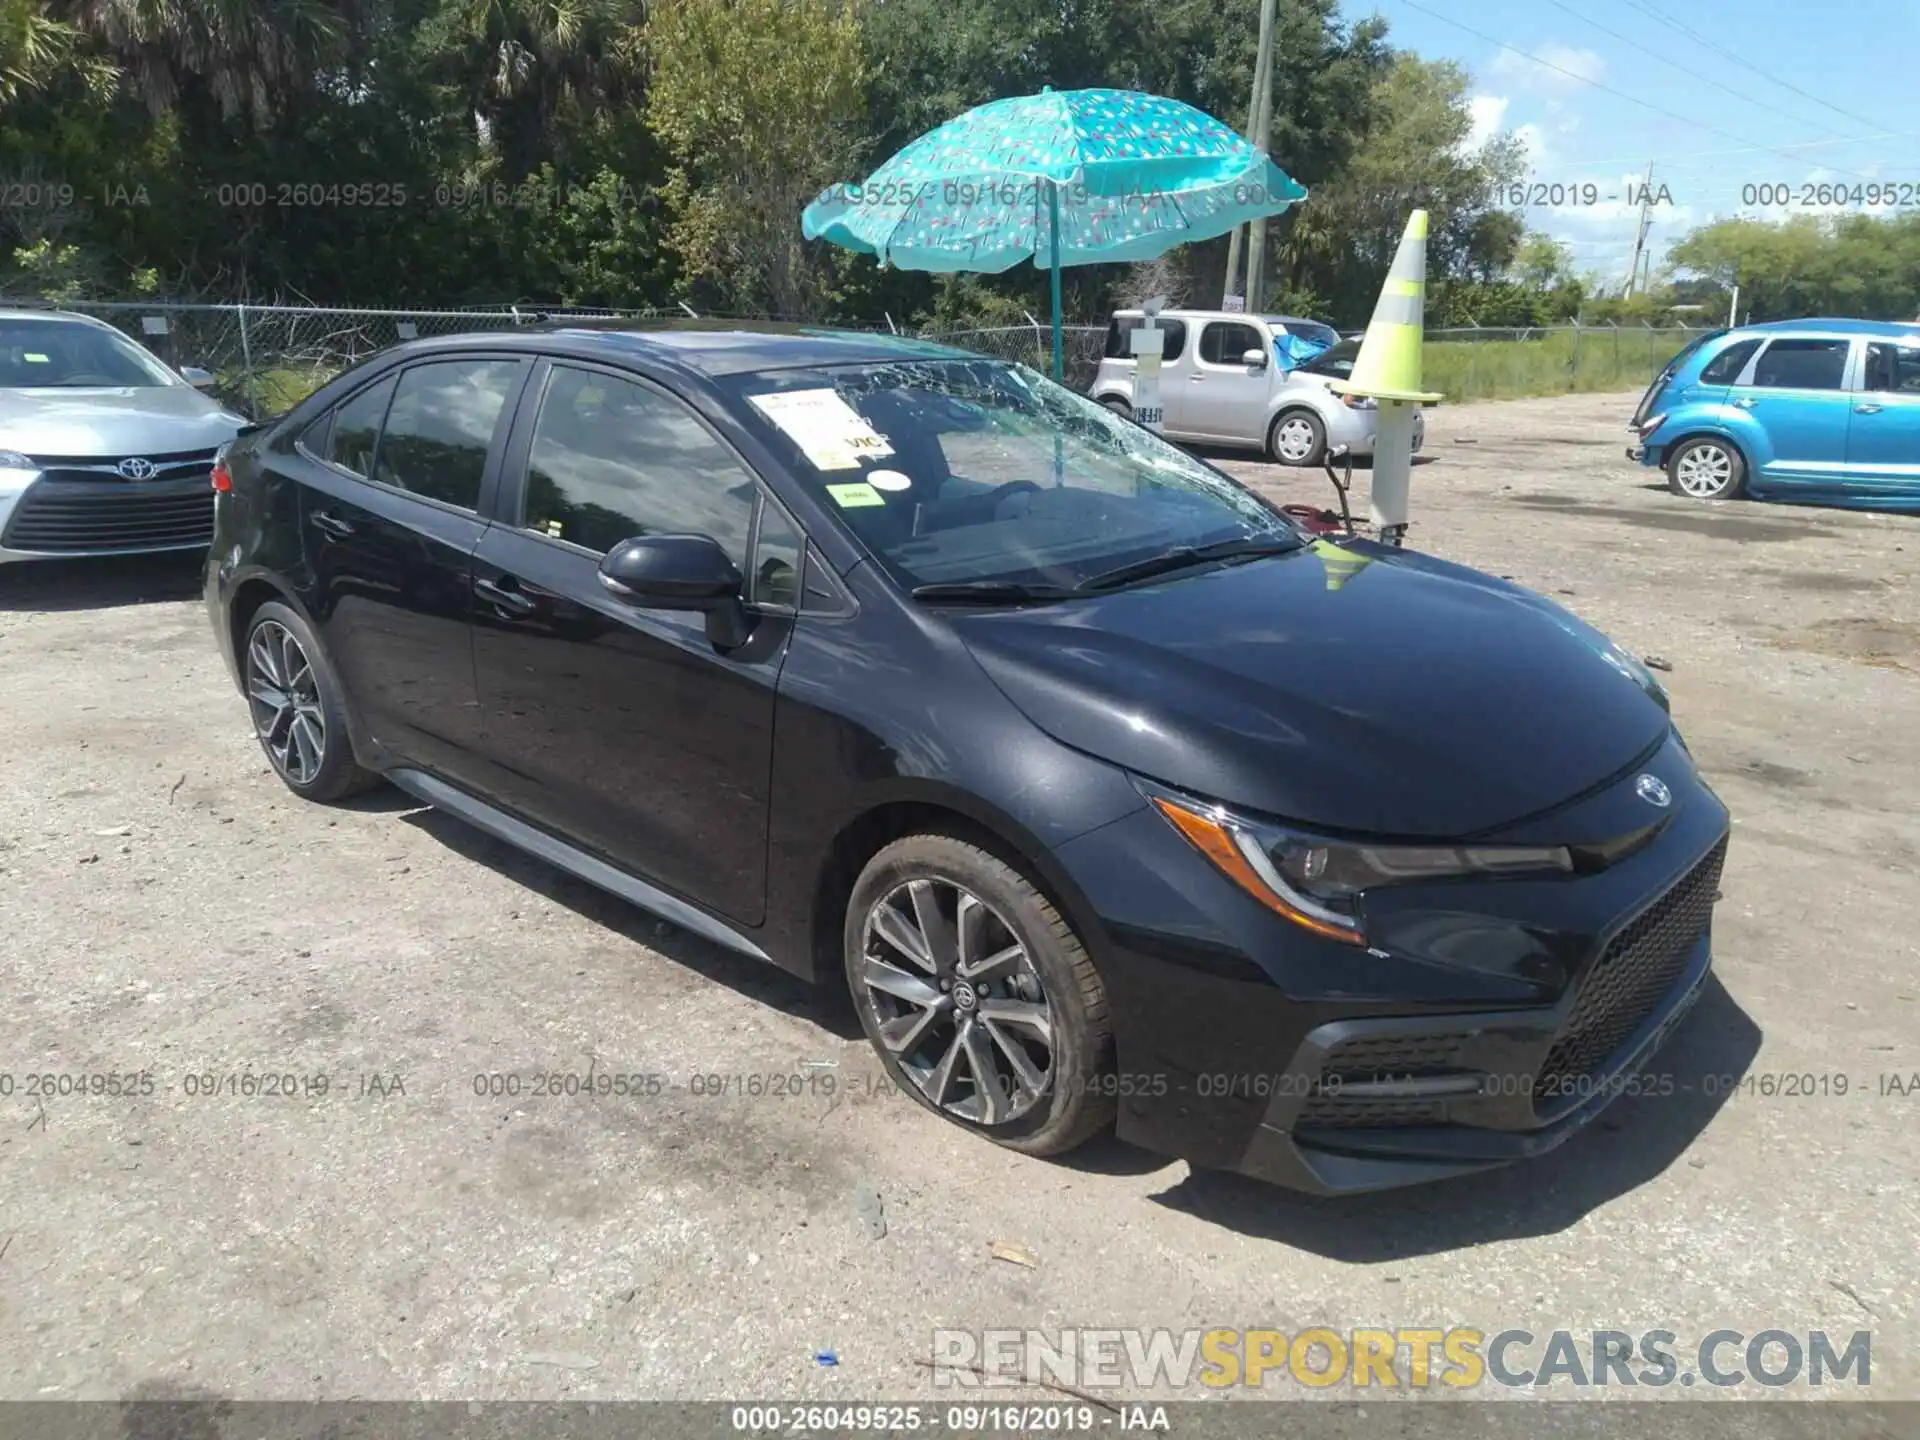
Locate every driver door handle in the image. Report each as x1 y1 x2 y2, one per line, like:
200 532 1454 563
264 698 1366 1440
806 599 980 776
1732 397 1757 409
1855 403 1883 414
309 510 355 539
473 576 536 616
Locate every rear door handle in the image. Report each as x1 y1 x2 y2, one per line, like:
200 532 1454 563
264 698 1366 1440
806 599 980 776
473 576 536 616
309 510 355 538
1855 403 1883 414
1732 397 1756 409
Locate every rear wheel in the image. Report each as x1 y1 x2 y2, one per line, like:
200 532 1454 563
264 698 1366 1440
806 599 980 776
1100 396 1132 421
844 833 1114 1156
1268 409 1326 467
1666 437 1745 499
243 601 379 802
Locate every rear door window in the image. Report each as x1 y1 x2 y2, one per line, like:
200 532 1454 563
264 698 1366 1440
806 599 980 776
1746 338 1849 391
1198 321 1264 366
373 358 525 511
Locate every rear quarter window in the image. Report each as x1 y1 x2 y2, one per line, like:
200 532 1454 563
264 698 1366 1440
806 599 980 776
1102 317 1187 361
1699 338 1761 385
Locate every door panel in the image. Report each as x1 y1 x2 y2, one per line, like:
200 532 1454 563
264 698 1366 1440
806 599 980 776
469 361 789 925
1847 340 1920 492
1182 320 1272 443
1733 337 1855 483
293 357 528 780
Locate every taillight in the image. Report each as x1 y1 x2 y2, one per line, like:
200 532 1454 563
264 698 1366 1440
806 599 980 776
210 451 232 493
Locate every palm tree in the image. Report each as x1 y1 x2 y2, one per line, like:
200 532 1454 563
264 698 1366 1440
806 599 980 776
51 0 347 121
0 0 112 100
458 0 644 176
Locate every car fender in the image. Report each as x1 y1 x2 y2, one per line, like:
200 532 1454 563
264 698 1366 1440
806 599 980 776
216 561 381 765
1655 405 1763 470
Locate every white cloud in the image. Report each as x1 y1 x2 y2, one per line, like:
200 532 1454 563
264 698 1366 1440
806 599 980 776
1489 41 1606 95
1464 94 1510 152
1513 121 1551 169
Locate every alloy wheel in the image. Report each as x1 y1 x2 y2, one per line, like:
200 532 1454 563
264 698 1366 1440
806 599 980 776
857 877 1054 1125
246 620 327 786
1274 416 1318 462
1674 443 1733 496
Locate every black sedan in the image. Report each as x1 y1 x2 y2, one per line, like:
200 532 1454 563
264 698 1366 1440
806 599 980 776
204 325 1729 1194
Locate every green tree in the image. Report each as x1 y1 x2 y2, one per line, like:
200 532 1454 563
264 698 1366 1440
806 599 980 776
647 0 865 318
1279 55 1524 325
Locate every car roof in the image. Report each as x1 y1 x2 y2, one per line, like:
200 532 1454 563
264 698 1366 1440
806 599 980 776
395 321 981 377
1108 308 1331 329
1732 317 1920 339
0 308 118 328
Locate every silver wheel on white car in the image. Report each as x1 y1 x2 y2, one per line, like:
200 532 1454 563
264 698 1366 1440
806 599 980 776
1268 410 1326 467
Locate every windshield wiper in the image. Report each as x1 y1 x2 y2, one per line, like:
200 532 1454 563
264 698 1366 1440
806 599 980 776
910 580 1080 605
1074 535 1301 593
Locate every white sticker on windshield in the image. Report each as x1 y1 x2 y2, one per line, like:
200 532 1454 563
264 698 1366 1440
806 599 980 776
865 468 913 492
749 388 895 472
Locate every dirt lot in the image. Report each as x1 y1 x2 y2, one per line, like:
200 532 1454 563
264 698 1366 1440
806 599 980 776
1 389 1916 1407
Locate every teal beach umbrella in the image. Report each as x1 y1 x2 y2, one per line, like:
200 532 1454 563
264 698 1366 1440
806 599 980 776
802 87 1308 379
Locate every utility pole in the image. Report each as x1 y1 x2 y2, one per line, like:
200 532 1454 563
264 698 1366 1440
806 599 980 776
1221 0 1276 310
1242 0 1280 312
1624 161 1654 298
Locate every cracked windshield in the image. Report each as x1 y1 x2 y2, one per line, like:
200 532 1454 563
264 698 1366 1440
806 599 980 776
723 359 1298 593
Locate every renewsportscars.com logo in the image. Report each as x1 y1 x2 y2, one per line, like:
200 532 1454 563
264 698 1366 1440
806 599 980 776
930 1328 1872 1391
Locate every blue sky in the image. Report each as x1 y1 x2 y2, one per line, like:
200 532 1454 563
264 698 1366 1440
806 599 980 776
1361 0 1920 285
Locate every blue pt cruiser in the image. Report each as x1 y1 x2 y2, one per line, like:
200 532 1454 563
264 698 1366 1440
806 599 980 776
1628 318 1920 509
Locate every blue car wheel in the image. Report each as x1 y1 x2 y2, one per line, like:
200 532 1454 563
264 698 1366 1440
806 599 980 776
1666 436 1746 501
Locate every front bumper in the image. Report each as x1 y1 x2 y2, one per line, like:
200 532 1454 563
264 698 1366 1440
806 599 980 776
0 472 215 563
1050 736 1731 1193
1237 836 1722 1194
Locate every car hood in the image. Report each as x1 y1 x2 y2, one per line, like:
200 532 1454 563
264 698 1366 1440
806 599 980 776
0 385 244 457
952 541 1671 838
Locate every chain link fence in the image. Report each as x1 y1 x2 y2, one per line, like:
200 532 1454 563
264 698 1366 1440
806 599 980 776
1 299 1714 418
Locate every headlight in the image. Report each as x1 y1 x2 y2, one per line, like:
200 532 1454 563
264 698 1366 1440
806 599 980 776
0 449 38 483
1340 393 1377 410
1141 782 1571 945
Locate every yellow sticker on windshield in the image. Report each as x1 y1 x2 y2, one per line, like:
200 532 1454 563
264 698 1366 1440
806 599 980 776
826 482 887 508
23 353 48 363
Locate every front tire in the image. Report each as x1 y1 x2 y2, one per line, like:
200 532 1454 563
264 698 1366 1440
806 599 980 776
1100 396 1132 421
844 833 1114 1157
242 601 379 802
1268 409 1326 467
1667 436 1745 499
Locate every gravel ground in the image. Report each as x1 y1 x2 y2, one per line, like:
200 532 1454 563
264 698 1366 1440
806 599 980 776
0 388 1915 1409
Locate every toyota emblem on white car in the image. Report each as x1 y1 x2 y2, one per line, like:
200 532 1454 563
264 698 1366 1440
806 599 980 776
116 457 156 479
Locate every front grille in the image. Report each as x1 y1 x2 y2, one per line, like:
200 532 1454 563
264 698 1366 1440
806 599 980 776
1296 1095 1447 1128
1533 837 1727 1110
4 477 214 554
1293 1032 1468 1128
28 447 218 487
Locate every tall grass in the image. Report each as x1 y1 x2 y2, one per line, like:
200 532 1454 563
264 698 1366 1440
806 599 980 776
1424 328 1702 402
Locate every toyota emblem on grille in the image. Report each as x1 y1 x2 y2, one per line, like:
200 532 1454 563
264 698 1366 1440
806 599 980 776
116 457 156 480
1635 773 1672 808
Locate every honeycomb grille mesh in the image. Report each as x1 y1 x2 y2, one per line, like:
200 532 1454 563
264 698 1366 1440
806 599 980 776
1533 837 1727 1109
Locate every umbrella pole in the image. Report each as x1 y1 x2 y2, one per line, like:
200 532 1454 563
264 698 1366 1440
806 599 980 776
1048 179 1064 382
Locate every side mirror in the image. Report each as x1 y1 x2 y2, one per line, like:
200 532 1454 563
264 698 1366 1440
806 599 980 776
180 365 215 391
599 534 751 648
1241 349 1269 370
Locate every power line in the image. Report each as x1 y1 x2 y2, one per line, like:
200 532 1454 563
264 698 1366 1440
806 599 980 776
1531 0 1855 145
1393 0 1878 181
1613 0 1893 136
